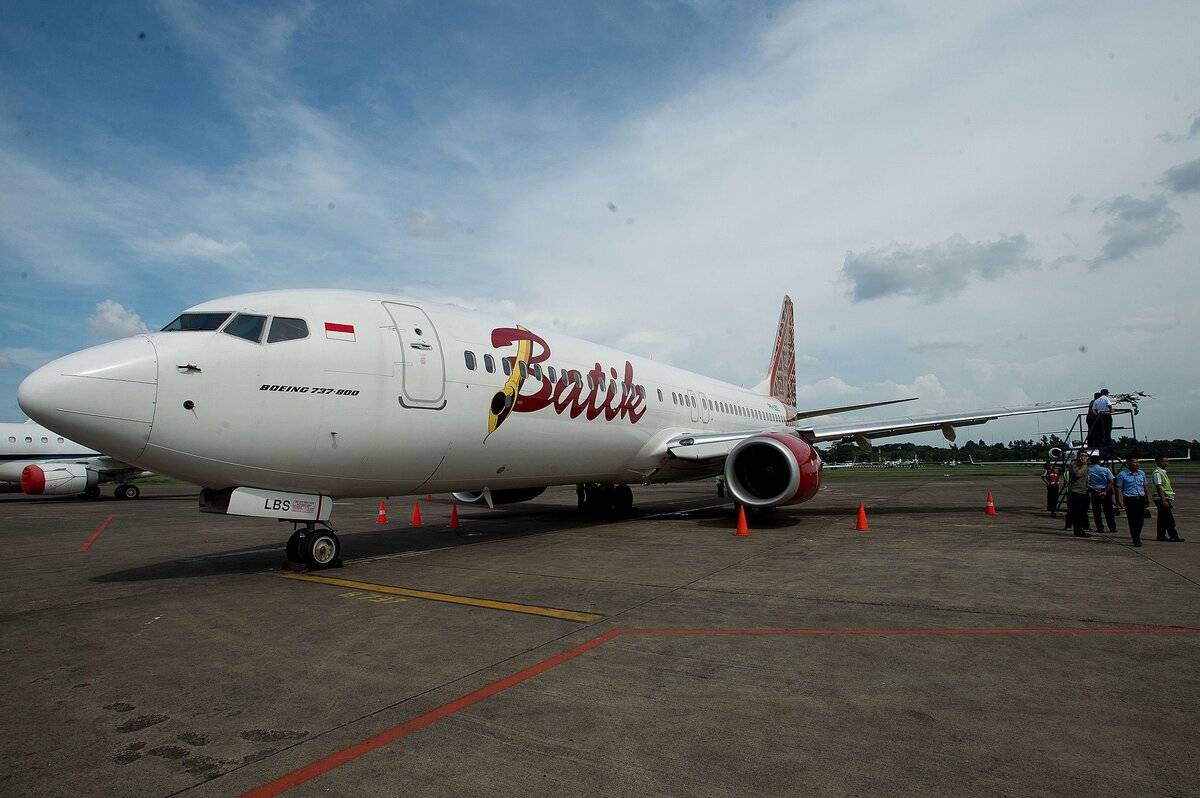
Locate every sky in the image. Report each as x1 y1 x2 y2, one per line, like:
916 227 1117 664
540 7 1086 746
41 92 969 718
1 0 1198 445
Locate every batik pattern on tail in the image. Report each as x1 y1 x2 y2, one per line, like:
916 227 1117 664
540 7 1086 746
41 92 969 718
766 295 796 408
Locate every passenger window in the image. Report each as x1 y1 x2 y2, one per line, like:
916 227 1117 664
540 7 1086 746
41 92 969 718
57 437 64 443
503 359 512 376
7 436 14 443
464 351 477 370
222 313 267 343
531 363 541 380
25 436 32 443
548 366 557 383
587 374 595 389
519 362 528 379
41 437 48 443
484 354 495 373
657 389 663 402
161 312 231 332
267 317 309 343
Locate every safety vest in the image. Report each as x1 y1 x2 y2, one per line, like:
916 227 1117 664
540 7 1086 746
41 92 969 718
1153 467 1174 500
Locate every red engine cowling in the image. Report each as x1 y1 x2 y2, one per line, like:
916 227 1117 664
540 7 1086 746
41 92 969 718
724 433 822 507
20 463 97 496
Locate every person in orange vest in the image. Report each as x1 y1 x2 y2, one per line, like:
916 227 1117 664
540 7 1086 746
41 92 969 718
1040 460 1060 517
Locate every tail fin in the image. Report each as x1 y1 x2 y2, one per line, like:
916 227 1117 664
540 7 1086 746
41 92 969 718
764 295 796 407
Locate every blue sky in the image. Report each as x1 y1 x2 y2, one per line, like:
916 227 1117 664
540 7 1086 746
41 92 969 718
2 0 1199 443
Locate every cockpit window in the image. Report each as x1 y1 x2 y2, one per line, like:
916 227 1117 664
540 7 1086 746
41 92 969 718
222 313 267 343
161 312 231 332
267 317 309 343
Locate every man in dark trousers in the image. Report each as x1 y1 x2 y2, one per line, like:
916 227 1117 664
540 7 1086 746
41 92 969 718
1087 455 1117 533
1065 450 1091 537
1085 391 1102 448
1091 389 1114 447
1152 455 1184 542
1116 455 1149 547
1041 460 1060 517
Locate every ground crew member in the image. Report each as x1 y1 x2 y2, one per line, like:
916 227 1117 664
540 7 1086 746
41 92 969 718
1152 455 1184 542
1041 460 1060 516
1065 450 1091 537
1087 457 1117 533
1116 455 1149 547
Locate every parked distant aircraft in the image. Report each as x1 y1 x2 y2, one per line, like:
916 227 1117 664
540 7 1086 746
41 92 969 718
0 420 146 498
18 291 1102 567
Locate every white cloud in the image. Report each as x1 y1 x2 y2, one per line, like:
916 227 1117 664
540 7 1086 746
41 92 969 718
87 300 148 340
136 232 249 263
402 209 448 239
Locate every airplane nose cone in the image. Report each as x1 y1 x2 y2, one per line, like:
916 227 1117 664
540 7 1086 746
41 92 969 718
18 336 159 463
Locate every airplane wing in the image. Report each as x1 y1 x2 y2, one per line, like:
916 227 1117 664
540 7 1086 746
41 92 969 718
801 398 1094 447
665 397 1096 462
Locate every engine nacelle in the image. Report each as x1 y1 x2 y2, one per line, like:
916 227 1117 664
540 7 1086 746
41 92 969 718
724 433 822 508
451 487 547 506
20 463 98 496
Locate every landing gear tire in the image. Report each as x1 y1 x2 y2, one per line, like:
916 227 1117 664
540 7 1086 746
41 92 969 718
301 528 341 570
286 530 303 562
613 484 634 515
115 484 140 500
83 486 102 500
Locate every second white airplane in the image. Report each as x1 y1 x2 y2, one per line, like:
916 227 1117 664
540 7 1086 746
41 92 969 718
17 291 1099 567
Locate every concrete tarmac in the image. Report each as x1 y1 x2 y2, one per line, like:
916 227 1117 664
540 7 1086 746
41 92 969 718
1 475 1197 797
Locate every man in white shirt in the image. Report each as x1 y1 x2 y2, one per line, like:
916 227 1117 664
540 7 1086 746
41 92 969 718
1090 389 1113 447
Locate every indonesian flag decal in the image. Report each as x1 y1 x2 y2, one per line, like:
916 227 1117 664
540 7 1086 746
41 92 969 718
324 322 356 342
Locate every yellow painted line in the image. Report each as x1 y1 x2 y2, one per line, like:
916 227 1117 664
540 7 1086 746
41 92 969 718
282 573 603 622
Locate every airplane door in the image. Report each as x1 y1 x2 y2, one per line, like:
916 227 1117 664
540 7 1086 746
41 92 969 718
697 391 711 424
686 389 699 423
383 302 446 409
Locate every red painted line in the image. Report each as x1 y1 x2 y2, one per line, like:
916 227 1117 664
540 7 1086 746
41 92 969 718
241 628 624 798
619 626 1200 638
78 514 115 552
243 624 1200 796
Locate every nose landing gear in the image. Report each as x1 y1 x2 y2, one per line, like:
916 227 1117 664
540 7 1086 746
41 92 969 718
285 522 342 570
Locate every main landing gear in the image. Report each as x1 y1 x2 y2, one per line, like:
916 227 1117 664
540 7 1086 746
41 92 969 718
577 483 634 516
285 522 342 570
115 484 140 500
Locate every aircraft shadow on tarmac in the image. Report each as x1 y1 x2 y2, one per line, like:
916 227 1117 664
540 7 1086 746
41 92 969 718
89 498 752 583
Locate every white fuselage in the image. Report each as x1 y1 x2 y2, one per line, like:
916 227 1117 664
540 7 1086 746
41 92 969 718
17 290 791 498
0 422 98 483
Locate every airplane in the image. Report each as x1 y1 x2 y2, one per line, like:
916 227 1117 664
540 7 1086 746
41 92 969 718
0 420 147 499
16 291 1106 568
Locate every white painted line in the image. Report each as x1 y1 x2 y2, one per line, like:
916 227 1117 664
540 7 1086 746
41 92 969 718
642 502 729 519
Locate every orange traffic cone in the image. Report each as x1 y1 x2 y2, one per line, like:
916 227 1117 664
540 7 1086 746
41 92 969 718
855 503 870 532
410 502 423 527
449 503 460 529
985 492 998 516
734 505 750 537
376 501 388 525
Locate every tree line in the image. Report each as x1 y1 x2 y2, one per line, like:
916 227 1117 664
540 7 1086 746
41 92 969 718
819 435 1198 464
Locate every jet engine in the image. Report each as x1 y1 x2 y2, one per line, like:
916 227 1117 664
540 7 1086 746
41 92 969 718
724 433 822 508
451 487 546 506
20 463 98 496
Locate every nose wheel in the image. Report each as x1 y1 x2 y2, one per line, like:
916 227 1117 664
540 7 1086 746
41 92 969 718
285 522 342 570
